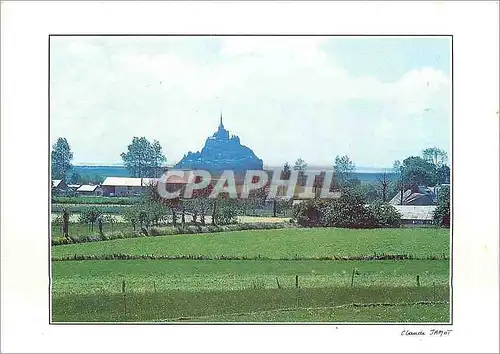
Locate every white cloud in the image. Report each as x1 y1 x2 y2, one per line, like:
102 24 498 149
50 36 451 167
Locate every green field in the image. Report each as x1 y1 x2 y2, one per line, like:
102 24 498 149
52 196 138 205
52 204 130 215
52 286 449 322
178 303 450 323
52 227 449 259
52 259 449 294
51 221 132 239
51 227 451 323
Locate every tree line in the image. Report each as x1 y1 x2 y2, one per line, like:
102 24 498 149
51 136 167 184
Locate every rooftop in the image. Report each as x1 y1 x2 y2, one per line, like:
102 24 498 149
77 185 100 192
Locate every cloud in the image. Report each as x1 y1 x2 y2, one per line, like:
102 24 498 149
50 36 451 167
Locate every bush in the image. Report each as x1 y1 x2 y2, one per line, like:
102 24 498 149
292 199 324 227
292 189 401 229
434 185 450 227
366 202 402 228
214 205 238 225
433 201 450 227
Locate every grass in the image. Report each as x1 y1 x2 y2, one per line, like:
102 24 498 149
51 221 296 245
52 259 449 295
51 227 451 322
52 286 449 322
52 196 138 205
179 303 450 323
52 204 130 214
51 222 132 239
51 227 450 259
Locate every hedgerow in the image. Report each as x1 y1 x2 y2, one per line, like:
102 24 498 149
51 222 297 245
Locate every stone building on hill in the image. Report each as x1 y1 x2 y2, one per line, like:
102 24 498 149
175 115 263 172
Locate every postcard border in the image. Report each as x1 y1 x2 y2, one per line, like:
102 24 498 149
48 34 453 326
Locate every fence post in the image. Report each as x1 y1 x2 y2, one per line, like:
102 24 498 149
122 279 127 321
433 282 436 302
295 275 299 288
276 277 281 289
153 281 156 293
351 269 355 287
417 275 420 287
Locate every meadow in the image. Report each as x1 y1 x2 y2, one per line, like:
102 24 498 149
51 227 450 323
52 227 449 259
52 196 138 205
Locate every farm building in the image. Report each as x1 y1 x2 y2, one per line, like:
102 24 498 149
389 186 437 206
67 184 81 191
52 179 68 195
393 205 437 225
101 177 158 196
76 184 102 196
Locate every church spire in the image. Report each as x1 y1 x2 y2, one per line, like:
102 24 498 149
219 113 224 129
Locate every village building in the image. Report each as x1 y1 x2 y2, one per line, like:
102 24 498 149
389 186 438 206
393 205 437 225
52 179 68 195
76 184 102 196
67 184 81 192
101 177 158 197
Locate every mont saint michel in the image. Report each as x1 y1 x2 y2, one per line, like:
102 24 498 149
175 115 264 172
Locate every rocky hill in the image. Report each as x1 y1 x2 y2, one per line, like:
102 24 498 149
175 116 263 172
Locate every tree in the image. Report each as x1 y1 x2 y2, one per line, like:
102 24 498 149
400 156 436 189
62 208 70 240
152 140 167 177
51 138 73 180
293 158 307 171
79 207 102 232
357 182 380 203
282 162 291 180
422 147 448 167
433 185 450 227
334 155 357 188
435 165 451 185
120 137 166 178
275 198 293 217
376 172 391 203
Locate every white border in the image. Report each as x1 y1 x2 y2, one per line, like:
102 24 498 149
1 1 499 353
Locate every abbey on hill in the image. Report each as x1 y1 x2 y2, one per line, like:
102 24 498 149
175 115 264 172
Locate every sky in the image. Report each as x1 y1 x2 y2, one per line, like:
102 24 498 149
50 36 451 169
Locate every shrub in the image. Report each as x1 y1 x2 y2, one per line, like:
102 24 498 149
433 201 450 227
292 199 324 227
434 185 450 227
366 202 402 228
214 205 238 225
292 189 400 228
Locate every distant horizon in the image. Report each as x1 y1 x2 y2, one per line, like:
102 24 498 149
71 162 396 173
